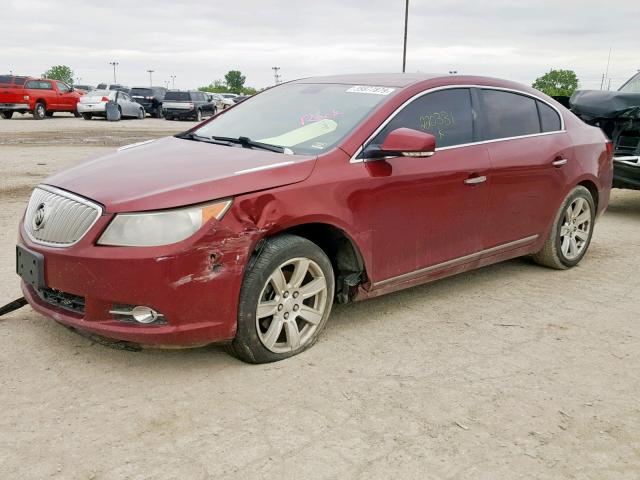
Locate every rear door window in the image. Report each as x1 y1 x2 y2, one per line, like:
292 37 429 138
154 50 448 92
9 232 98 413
25 80 53 90
97 83 107 89
537 101 562 132
371 88 475 148
479 89 540 140
165 91 190 101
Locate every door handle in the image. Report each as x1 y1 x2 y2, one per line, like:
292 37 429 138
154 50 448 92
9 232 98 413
552 158 568 167
464 175 487 185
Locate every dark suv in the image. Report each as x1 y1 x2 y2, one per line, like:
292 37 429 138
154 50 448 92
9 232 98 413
162 90 216 121
130 86 168 118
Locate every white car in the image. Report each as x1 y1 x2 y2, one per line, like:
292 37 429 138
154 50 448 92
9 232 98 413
77 90 145 120
218 93 238 110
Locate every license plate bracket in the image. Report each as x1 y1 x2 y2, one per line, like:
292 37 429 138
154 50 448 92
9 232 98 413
16 245 45 289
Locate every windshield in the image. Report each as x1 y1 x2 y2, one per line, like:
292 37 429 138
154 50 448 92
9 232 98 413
193 83 393 154
165 91 191 101
619 73 640 93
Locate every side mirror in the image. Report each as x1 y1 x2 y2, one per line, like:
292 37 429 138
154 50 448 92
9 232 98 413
380 128 436 158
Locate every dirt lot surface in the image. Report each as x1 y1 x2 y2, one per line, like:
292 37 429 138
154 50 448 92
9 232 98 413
1 116 639 479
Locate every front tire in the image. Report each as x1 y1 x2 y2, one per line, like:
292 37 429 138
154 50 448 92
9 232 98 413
228 234 335 363
137 108 145 119
0 111 13 119
533 186 595 269
33 102 46 120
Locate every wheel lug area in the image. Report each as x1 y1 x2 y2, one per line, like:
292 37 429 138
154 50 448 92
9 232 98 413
293 304 299 312
283 291 289 298
283 312 290 320
278 304 283 311
293 291 299 299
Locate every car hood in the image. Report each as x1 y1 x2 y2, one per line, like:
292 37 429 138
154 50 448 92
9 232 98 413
44 136 317 213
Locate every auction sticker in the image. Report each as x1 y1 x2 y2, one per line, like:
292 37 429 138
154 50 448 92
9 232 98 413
346 85 395 95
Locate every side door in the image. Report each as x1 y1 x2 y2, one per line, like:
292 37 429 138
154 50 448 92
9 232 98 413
363 88 492 284
477 88 571 249
118 91 134 116
55 81 73 111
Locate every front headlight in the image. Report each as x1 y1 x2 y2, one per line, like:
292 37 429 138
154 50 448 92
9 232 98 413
97 199 232 247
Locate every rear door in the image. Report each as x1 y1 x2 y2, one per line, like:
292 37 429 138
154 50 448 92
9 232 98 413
477 88 571 249
364 88 492 283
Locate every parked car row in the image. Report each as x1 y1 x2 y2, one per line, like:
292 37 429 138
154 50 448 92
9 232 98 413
0 74 252 121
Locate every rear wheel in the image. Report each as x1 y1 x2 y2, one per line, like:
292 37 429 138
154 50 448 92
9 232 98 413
82 113 92 120
228 234 335 364
0 111 13 119
195 109 202 122
154 107 163 119
533 186 595 269
73 111 81 118
33 102 46 120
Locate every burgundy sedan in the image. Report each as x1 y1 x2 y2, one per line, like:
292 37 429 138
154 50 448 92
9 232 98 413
16 74 613 363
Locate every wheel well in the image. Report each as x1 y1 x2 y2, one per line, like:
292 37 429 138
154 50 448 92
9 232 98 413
263 223 367 303
35 99 46 106
578 180 599 210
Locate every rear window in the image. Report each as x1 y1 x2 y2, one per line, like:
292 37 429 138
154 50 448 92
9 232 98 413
480 89 541 140
97 83 107 89
130 88 152 96
25 80 53 90
0 75 12 84
164 91 191 101
0 76 27 85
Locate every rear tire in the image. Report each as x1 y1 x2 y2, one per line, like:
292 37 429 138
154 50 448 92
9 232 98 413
33 102 46 120
45 111 54 117
227 234 335 364
154 108 163 119
0 111 13 119
82 113 92 120
73 111 81 118
195 109 202 122
532 186 596 270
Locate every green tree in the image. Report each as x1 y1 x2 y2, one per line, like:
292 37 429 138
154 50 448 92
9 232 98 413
224 70 246 93
198 79 229 93
41 65 74 84
532 69 579 97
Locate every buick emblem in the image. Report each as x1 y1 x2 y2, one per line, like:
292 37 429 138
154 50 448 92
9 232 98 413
32 202 48 231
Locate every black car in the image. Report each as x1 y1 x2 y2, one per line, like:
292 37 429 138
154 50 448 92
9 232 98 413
74 84 94 92
162 90 216 121
569 72 640 190
130 86 168 118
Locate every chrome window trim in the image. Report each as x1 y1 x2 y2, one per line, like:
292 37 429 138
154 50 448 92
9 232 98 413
373 234 539 288
24 184 104 248
350 84 565 163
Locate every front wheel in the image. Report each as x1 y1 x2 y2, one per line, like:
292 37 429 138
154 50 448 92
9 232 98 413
137 108 145 119
228 234 335 363
533 185 596 269
0 111 13 119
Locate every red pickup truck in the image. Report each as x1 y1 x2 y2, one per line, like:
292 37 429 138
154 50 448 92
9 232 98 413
0 75 82 119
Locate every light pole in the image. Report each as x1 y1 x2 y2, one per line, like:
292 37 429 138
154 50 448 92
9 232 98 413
170 75 176 89
109 61 119 83
272 66 281 85
402 0 409 73
147 69 154 86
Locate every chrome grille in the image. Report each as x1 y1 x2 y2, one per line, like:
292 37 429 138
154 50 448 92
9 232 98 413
24 186 102 247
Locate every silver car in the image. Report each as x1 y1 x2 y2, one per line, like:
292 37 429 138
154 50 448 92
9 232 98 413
77 90 145 120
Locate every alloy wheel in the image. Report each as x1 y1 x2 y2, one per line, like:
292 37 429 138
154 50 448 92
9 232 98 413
256 257 328 353
559 197 592 260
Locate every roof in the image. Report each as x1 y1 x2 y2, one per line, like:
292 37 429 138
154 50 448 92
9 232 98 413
294 72 443 87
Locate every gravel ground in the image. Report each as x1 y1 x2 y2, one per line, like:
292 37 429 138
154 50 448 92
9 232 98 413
0 116 639 479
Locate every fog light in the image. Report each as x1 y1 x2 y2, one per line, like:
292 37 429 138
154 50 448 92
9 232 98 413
131 306 160 324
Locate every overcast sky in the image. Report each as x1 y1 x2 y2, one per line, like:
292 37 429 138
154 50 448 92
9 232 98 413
4 0 639 90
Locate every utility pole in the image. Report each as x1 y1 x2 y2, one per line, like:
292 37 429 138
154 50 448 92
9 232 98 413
147 69 154 86
109 62 119 83
600 47 612 90
170 75 176 89
402 0 409 73
272 66 281 85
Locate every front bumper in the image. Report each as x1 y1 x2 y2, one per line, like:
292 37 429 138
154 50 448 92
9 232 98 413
18 213 254 347
0 103 29 110
613 156 640 191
